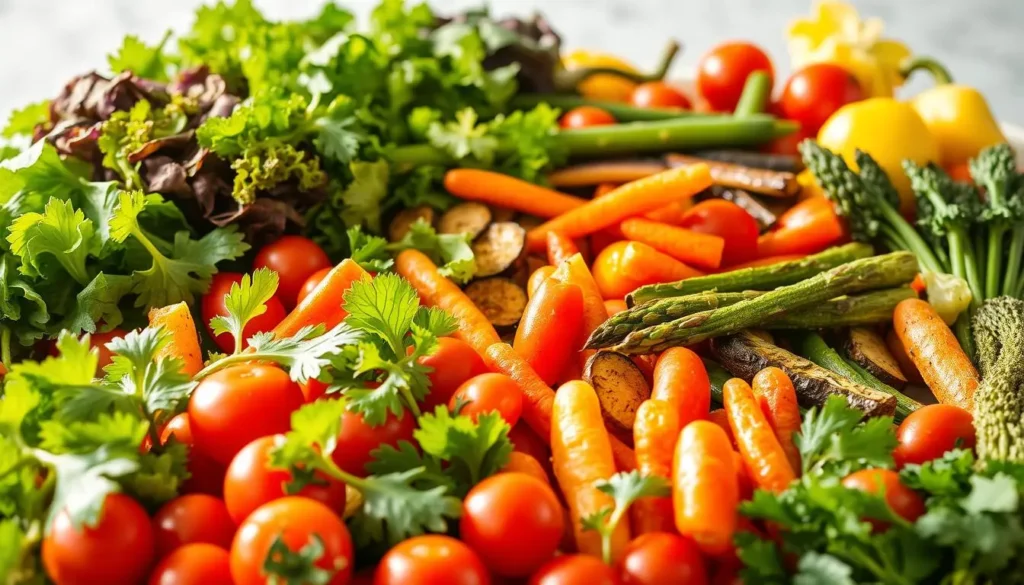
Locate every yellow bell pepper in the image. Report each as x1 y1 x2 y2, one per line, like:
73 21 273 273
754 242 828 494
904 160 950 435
561 50 640 102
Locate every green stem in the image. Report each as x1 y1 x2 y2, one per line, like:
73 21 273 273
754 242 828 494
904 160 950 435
733 71 771 117
879 204 946 273
985 225 1007 300
599 505 630 565
899 56 954 85
1 327 11 370
511 94 715 121
1002 226 1024 297
947 230 983 304
954 309 976 362
400 386 422 419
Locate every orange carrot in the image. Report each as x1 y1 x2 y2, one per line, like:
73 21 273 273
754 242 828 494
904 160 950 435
722 254 805 271
503 451 551 485
594 183 619 198
592 241 703 300
620 218 725 270
273 259 369 339
396 250 500 357
643 200 694 226
551 254 608 366
673 420 739 556
733 451 754 501
652 347 711 428
552 380 630 560
723 379 797 494
604 299 628 316
886 328 924 384
548 161 665 188
756 197 844 258
632 399 680 535
893 299 979 411
751 367 802 474
528 266 557 298
514 280 585 386
547 231 581 266
444 169 585 218
148 302 204 376
707 408 735 446
910 273 927 295
526 164 714 252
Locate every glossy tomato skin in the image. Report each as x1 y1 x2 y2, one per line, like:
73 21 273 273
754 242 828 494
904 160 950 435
253 235 333 309
560 106 617 129
301 378 330 403
696 42 774 112
843 469 926 526
224 434 347 524
460 473 563 577
418 337 489 410
42 493 155 585
375 534 490 585
450 373 523 427
231 497 353 585
89 328 128 373
630 82 692 110
152 494 235 558
528 554 622 585
780 63 864 134
332 410 417 477
617 532 708 585
148 543 232 585
894 404 976 467
202 272 287 354
679 200 760 266
189 364 304 465
298 266 333 306
161 413 227 497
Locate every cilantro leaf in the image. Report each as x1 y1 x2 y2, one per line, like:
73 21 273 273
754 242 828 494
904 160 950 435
426 109 498 165
262 534 336 585
35 446 139 533
123 441 190 507
795 396 894 475
388 220 476 284
581 470 670 564
366 440 452 492
107 32 174 81
238 323 363 384
414 408 512 495
347 226 393 272
345 341 432 425
57 272 135 334
343 273 418 355
413 307 458 338
0 141 81 204
793 552 856 585
338 160 389 234
7 198 97 285
38 411 146 455
208 268 280 354
349 467 461 546
2 100 49 139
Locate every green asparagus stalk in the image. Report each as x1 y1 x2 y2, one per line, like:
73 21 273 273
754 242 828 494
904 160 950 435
601 252 918 354
764 288 917 329
627 243 873 306
733 71 771 117
511 94 715 121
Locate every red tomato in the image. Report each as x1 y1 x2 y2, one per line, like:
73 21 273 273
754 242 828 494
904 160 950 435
254 235 333 309
460 473 564 577
301 379 329 403
894 404 976 467
679 200 760 266
696 42 774 112
629 82 692 110
297 266 333 306
224 435 347 524
450 373 524 427
153 494 235 558
617 532 707 585
148 543 232 585
529 554 622 585
418 337 489 410
508 424 552 471
42 493 155 585
560 106 617 129
202 272 287 354
188 364 304 465
89 328 128 373
780 63 864 134
375 534 489 585
843 469 926 526
332 410 417 477
230 497 353 585
161 414 227 497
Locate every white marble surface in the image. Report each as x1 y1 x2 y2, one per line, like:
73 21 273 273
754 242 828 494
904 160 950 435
0 0 1021 123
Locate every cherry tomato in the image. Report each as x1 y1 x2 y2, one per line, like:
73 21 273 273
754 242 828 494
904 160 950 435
89 328 128 373
894 404 975 467
189 364 304 465
231 497 353 585
460 473 563 577
842 469 926 526
508 423 552 474
332 410 417 477
148 543 232 585
418 337 489 410
161 413 227 497
297 266 333 306
450 373 523 427
224 434 347 524
375 534 489 585
254 235 333 309
560 106 617 130
202 272 287 354
153 494 235 558
617 532 707 585
42 493 155 585
679 200 760 266
696 42 774 112
780 63 864 134
529 554 622 585
629 82 692 110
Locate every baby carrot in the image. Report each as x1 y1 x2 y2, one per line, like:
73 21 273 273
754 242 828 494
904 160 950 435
620 218 725 270
707 408 735 446
148 302 204 376
551 254 608 366
751 367 802 474
528 266 557 298
396 250 500 357
652 347 711 428
673 420 739 556
444 169 585 218
547 231 581 266
893 299 979 411
592 241 703 300
514 280 585 386
723 378 797 494
632 399 680 535
503 451 551 485
886 328 924 384
272 259 369 339
553 380 630 560
756 197 845 258
526 164 713 252
594 183 619 198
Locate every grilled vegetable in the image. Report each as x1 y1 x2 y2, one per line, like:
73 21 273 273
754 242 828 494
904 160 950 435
665 153 800 198
692 149 803 173
489 205 518 223
389 205 436 242
472 222 527 278
463 277 528 331
847 327 908 389
764 288 916 329
547 160 667 188
584 350 652 432
709 187 778 232
972 297 1024 463
438 202 493 240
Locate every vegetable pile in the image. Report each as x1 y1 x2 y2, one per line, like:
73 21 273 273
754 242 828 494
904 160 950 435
2 0 1024 584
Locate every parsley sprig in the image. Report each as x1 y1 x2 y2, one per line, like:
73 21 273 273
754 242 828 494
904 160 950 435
581 471 670 564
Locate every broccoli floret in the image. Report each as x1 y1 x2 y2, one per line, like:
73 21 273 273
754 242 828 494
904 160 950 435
970 144 1024 299
973 297 1024 463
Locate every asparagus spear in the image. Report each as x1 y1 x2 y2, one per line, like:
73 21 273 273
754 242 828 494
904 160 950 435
627 243 873 306
599 252 918 354
764 287 917 329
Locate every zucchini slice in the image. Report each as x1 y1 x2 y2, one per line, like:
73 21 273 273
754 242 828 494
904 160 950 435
584 350 652 431
463 277 527 331
472 222 527 278
438 202 492 240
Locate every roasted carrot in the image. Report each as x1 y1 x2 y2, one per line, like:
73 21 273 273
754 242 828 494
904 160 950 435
148 302 204 376
526 164 714 252
723 378 797 494
751 367 801 474
722 254 805 271
604 299 628 316
552 380 630 560
893 299 979 410
396 250 500 357
272 259 368 340
503 451 551 485
707 408 735 446
886 328 924 384
551 254 608 366
528 266 557 298
632 399 680 535
444 169 586 218
592 241 704 300
514 280 585 386
547 231 581 266
652 347 711 428
673 420 739 556
620 218 725 270
756 197 844 258
548 161 666 188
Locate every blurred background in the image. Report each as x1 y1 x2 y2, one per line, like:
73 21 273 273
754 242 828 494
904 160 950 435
0 0 1020 124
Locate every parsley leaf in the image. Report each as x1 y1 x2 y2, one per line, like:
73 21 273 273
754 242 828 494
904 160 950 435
796 396 895 475
107 32 174 81
2 101 50 139
414 407 512 495
347 226 393 272
208 268 280 355
343 273 418 355
34 446 139 532
338 160 390 234
7 198 97 286
388 220 476 284
581 470 670 564
426 109 499 165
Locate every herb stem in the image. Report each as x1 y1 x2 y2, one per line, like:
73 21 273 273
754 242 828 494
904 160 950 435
1 327 11 370
600 506 630 565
